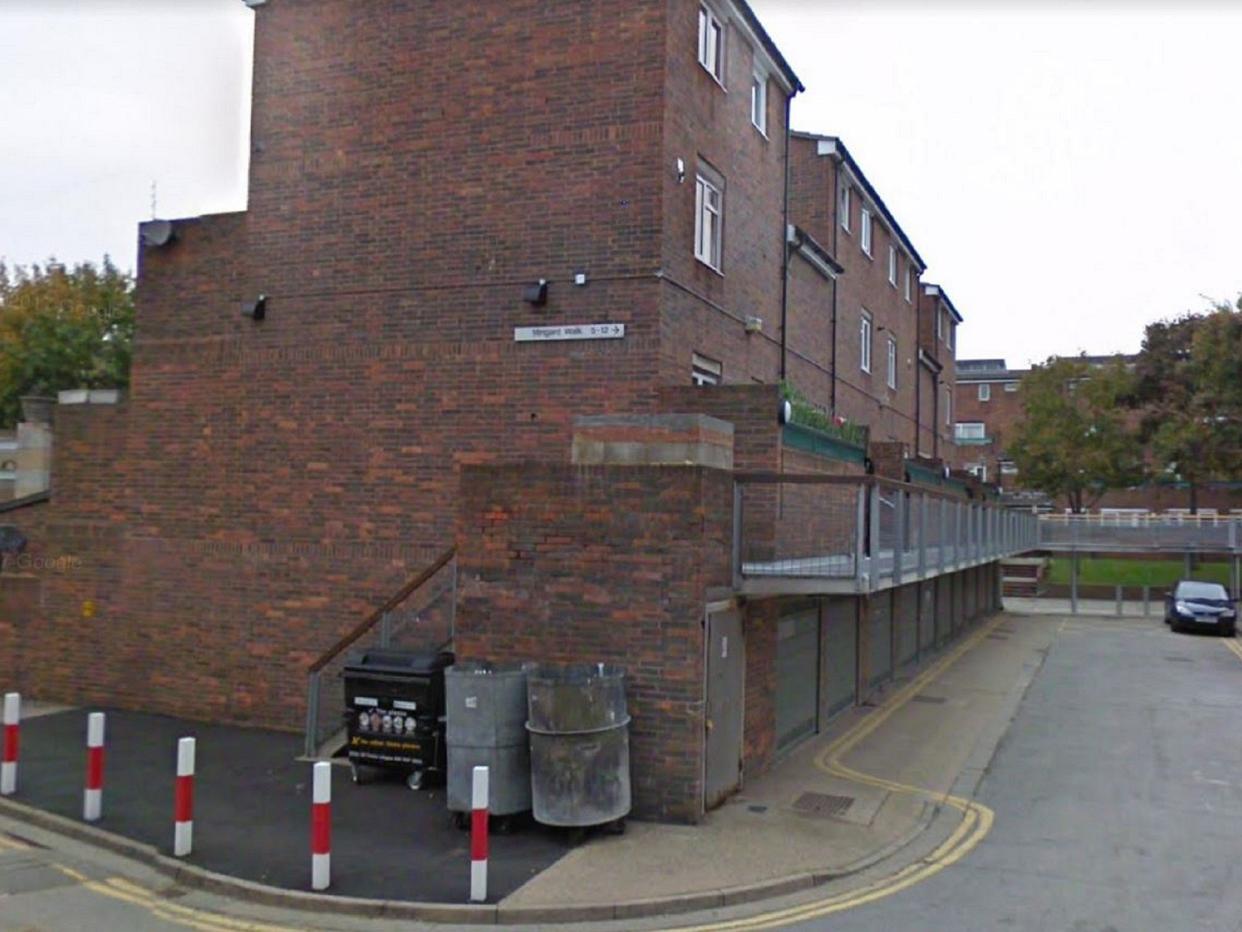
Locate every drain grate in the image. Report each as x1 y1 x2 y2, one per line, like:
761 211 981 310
912 694 947 705
793 791 854 819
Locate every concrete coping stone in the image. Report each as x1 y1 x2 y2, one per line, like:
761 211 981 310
572 413 734 435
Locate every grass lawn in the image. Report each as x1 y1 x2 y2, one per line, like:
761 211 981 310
1046 557 1232 588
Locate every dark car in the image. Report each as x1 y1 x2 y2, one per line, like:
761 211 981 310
1164 580 1237 636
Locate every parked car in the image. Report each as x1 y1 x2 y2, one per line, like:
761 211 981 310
1164 581 1237 636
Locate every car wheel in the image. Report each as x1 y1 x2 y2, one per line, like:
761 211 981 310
1222 623 1236 638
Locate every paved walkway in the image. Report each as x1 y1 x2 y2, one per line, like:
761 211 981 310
0 611 1057 923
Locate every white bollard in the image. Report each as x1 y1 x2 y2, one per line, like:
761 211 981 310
311 761 331 891
174 737 195 857
470 765 489 903
83 712 105 821
1 692 18 796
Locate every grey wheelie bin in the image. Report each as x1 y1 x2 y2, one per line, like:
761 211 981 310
446 662 531 829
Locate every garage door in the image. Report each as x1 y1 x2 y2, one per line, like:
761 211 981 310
821 599 857 719
776 607 820 751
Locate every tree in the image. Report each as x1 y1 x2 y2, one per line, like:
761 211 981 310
0 258 134 427
1007 355 1145 513
1132 298 1242 512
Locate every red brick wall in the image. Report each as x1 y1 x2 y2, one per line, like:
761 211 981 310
787 137 921 450
453 463 733 822
657 1 790 388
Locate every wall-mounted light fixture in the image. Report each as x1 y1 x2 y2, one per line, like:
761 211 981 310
242 295 268 321
523 280 548 306
778 399 793 425
675 158 686 184
574 272 588 286
744 315 763 334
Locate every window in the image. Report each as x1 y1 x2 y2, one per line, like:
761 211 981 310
1000 460 1019 475
948 322 955 350
955 422 986 441
888 246 897 287
692 352 722 386
967 463 988 482
904 268 913 303
839 184 851 232
886 337 897 389
936 308 944 340
860 311 872 373
750 73 767 134
978 383 991 402
697 6 724 84
1004 382 1018 393
944 387 952 426
860 208 873 256
694 170 723 271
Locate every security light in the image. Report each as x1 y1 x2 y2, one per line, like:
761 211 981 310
242 295 268 321
523 280 548 306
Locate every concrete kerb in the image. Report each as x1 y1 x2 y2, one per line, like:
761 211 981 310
0 772 951 925
0 613 1013 925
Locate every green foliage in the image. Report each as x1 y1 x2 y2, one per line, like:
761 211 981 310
1007 356 1145 513
1132 297 1242 510
1045 557 1231 588
0 258 134 427
778 381 869 449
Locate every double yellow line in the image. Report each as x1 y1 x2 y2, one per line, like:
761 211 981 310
1222 637 1242 664
673 617 1005 931
51 864 298 932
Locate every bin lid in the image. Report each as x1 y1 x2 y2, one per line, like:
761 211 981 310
343 649 454 677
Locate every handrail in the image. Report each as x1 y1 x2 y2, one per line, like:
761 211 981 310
307 546 456 673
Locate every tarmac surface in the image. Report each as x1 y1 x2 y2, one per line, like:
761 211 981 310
9 709 569 903
786 614 1242 931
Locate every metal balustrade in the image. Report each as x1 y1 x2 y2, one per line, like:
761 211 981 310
733 474 1040 596
1038 513 1242 553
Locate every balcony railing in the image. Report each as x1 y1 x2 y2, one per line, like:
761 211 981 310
1038 513 1242 553
733 474 1040 595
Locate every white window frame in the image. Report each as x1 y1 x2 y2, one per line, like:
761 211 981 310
860 208 873 257
886 336 898 390
692 352 723 386
750 72 767 135
1003 381 1018 393
888 246 898 287
697 5 725 85
839 184 851 233
948 322 956 350
694 170 724 272
978 383 991 402
904 268 912 303
944 387 952 426
955 422 987 441
936 308 944 340
860 311 873 374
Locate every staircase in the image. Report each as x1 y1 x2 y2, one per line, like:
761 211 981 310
302 547 457 759
1001 556 1048 597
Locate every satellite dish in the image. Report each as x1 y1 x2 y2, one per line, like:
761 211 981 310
139 220 176 249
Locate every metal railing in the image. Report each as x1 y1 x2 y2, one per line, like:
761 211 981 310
734 474 1039 593
303 547 457 758
1038 514 1242 553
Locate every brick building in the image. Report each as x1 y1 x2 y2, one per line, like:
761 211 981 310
0 0 1027 823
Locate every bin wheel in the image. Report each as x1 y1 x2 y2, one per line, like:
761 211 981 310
350 763 372 785
566 827 588 847
495 816 515 835
604 818 626 836
452 811 470 831
407 770 424 791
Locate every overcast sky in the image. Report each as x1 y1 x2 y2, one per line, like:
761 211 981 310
1 1 1239 366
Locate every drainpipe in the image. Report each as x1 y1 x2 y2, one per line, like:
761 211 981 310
779 92 793 382
830 158 839 414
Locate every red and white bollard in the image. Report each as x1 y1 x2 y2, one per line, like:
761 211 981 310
311 761 331 891
1 692 18 796
83 712 105 821
470 765 489 903
173 737 195 857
